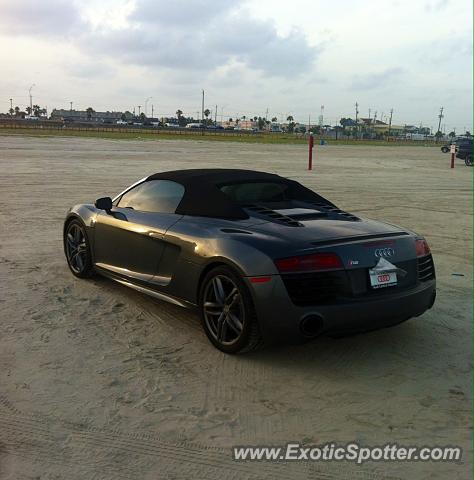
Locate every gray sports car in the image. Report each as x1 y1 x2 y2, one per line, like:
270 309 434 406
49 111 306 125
63 169 436 353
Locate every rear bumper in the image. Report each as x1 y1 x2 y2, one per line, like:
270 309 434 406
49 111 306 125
247 276 436 344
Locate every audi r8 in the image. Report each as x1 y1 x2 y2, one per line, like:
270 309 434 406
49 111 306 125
64 169 436 353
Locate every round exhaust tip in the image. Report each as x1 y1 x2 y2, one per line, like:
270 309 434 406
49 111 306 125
300 314 324 338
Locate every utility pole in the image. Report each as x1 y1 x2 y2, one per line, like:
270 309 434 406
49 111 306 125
201 89 205 123
9 98 13 115
437 107 444 140
355 102 359 139
138 105 142 116
151 104 154 118
265 108 268 121
215 104 217 124
70 101 73 111
388 108 393 136
28 84 35 115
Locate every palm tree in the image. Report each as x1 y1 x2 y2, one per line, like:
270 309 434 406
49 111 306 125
14 106 20 116
25 106 32 115
176 109 187 127
271 117 277 122
8 107 14 116
86 107 95 121
448 131 456 138
33 104 41 116
286 115 294 123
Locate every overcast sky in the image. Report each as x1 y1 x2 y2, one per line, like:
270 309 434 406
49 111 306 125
0 0 472 131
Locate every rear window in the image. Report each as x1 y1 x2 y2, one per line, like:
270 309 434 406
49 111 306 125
219 182 291 203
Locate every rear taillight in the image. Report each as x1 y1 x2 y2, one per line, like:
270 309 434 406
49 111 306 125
275 252 343 273
415 239 431 257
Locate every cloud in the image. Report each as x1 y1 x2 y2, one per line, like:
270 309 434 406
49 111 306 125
0 0 83 36
350 67 405 90
82 0 319 78
129 0 235 26
424 0 450 12
65 60 116 79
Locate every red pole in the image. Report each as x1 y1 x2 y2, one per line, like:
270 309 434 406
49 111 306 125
308 134 314 170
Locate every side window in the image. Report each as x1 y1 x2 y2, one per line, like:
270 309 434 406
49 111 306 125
117 180 184 213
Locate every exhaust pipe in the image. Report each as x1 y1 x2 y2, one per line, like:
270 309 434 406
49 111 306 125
300 314 324 338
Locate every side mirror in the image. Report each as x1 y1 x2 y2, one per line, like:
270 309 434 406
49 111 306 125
95 197 113 211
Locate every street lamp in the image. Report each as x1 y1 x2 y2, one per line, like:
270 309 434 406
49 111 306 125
145 97 152 117
28 84 35 116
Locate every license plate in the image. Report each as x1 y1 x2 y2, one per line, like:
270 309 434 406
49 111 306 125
369 270 397 289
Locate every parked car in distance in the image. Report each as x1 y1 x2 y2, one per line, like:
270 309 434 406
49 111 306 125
455 138 473 166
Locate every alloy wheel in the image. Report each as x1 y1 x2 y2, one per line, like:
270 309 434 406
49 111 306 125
203 275 245 345
66 223 88 274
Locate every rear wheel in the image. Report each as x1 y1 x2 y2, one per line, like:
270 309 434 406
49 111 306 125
199 266 263 354
465 154 473 166
64 219 95 278
441 146 449 153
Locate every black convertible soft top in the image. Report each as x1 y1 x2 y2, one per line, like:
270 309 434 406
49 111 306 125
147 169 333 220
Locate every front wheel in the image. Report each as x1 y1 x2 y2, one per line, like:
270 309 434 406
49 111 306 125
465 154 473 166
64 219 95 278
199 266 263 354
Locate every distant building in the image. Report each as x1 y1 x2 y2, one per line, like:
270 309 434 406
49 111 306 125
238 120 256 130
372 123 405 135
50 109 123 123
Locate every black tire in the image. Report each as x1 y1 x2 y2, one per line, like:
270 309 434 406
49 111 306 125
441 146 449 153
199 266 263 354
64 219 95 278
465 154 473 166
